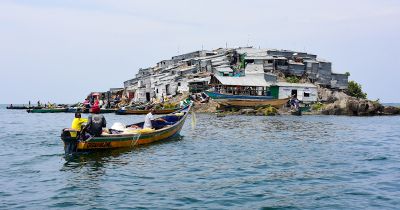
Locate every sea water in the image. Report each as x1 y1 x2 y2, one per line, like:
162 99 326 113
1 105 400 209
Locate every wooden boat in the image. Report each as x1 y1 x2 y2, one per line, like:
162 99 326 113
204 91 274 100
115 109 177 115
27 108 68 113
7 106 28 109
216 98 289 108
7 106 42 110
60 104 192 154
67 107 117 113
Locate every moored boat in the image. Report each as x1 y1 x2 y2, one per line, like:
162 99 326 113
67 107 116 113
60 104 192 154
215 98 289 108
7 106 42 110
7 106 28 109
27 108 68 113
115 109 177 115
205 91 274 100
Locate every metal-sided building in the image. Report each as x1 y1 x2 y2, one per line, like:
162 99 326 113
270 82 318 103
331 73 349 90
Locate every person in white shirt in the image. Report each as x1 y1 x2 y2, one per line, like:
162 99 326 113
143 109 167 129
143 110 155 129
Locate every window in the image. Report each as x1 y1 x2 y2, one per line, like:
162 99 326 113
178 82 181 86
304 92 310 97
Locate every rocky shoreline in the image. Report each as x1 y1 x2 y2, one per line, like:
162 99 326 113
184 88 400 116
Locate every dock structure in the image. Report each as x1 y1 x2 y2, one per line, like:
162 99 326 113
123 47 348 103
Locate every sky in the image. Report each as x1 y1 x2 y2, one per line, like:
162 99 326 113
0 0 399 104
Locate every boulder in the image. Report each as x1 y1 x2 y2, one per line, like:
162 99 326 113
322 97 384 116
256 106 279 116
239 108 256 115
383 106 400 115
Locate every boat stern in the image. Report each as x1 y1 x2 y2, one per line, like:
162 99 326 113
60 128 80 154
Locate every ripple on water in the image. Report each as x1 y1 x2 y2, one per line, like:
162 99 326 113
1 108 400 209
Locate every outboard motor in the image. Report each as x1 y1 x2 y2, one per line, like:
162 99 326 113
61 128 79 155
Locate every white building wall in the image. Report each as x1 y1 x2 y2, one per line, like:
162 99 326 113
278 86 318 102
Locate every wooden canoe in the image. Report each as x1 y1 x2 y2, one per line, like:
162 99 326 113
60 104 192 154
66 107 117 113
215 98 289 108
115 109 177 115
27 108 68 113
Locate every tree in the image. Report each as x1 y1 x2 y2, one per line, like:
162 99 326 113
347 81 367 99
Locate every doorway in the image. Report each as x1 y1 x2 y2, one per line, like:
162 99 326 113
291 89 298 98
146 92 151 102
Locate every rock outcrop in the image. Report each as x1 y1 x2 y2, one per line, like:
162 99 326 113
318 86 399 116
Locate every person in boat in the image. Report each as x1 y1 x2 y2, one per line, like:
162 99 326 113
83 98 90 109
83 106 106 137
143 108 167 129
94 98 99 108
114 95 121 104
71 112 88 134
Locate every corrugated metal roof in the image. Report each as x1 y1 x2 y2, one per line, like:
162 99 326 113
245 55 274 60
274 82 317 88
215 67 233 72
188 77 210 83
215 74 271 87
288 60 305 65
245 64 264 74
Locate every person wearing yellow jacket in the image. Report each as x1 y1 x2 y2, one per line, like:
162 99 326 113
71 112 88 132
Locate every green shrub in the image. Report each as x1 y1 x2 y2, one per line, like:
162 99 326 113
286 76 300 83
311 102 324 111
346 81 367 99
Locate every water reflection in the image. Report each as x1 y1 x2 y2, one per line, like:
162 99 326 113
61 134 184 171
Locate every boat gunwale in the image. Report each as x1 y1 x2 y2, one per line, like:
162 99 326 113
83 104 191 142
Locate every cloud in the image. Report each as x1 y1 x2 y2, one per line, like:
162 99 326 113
0 0 399 103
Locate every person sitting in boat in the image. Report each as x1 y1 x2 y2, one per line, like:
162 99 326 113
143 108 167 129
83 98 90 109
83 106 106 137
71 112 88 133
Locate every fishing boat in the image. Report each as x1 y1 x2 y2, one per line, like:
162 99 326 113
60 103 192 154
216 98 289 108
204 91 274 100
27 108 68 113
67 107 116 114
7 106 42 110
115 108 177 115
7 106 28 109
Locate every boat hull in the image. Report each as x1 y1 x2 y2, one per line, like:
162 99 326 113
27 108 68 113
204 91 274 100
115 109 177 115
61 105 191 154
216 98 289 108
67 108 117 113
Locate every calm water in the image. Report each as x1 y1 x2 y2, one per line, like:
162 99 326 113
1 105 400 209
